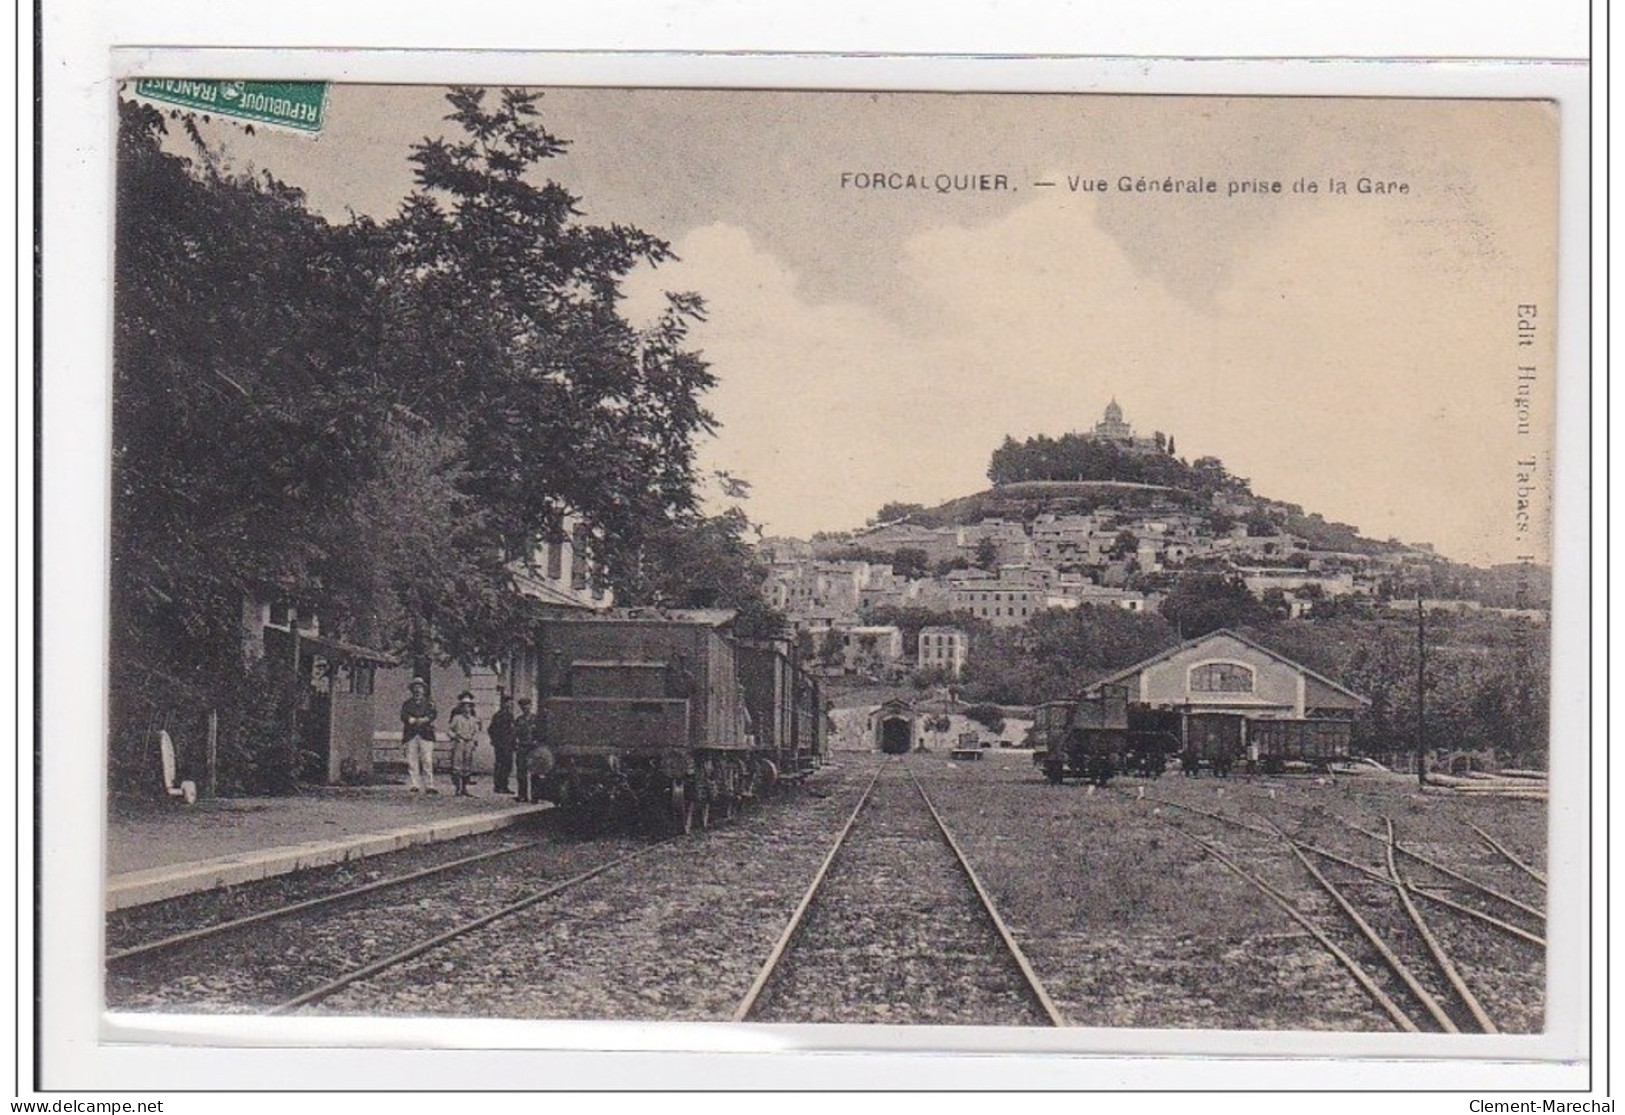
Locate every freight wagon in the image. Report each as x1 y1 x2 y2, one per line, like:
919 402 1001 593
530 610 822 832
1247 717 1353 774
1036 684 1130 787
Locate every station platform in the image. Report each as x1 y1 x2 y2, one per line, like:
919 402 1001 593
105 784 551 912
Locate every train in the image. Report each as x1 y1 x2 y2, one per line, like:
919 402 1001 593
1033 687 1353 783
1031 685 1130 787
525 609 827 831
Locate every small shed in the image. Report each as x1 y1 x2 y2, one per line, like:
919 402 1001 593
249 609 398 784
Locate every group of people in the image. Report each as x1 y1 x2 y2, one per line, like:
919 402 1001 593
398 678 544 801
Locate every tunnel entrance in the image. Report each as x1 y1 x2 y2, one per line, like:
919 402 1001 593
879 716 912 754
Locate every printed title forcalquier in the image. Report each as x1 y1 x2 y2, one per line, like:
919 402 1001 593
840 172 1012 192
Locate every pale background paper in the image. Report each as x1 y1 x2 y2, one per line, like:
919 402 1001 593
27 0 1598 1103
184 88 1558 568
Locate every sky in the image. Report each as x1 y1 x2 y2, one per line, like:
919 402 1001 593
164 85 1560 568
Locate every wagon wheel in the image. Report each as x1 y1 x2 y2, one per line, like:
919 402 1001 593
756 758 779 795
670 782 694 836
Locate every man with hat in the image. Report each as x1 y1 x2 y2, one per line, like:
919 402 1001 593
400 678 439 795
488 693 517 794
447 691 482 796
512 697 537 803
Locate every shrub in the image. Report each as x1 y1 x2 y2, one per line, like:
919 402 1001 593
964 703 1006 734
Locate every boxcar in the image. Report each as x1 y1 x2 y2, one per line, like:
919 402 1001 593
1180 713 1245 777
1124 706 1181 778
736 637 821 784
1028 700 1073 757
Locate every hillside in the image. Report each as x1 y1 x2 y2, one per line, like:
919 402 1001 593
907 480 1201 528
889 432 1404 555
811 427 1537 597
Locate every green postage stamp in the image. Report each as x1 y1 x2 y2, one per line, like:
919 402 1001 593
132 79 328 134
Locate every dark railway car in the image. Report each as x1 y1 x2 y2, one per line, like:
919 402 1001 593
533 610 761 831
1028 700 1072 757
1249 717 1353 773
1124 706 1181 778
793 668 828 767
737 637 821 784
1038 684 1129 787
1180 713 1244 777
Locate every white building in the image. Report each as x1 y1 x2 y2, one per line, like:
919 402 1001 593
837 625 906 674
917 626 970 678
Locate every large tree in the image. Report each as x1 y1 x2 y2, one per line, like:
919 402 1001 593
614 506 787 640
385 88 715 587
112 101 389 684
1160 573 1268 638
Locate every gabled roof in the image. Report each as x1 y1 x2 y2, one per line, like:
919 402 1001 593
511 568 608 610
1091 628 1369 705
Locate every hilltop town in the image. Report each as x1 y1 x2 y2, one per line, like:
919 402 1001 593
756 401 1549 687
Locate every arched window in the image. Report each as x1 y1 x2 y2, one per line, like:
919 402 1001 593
1189 661 1255 693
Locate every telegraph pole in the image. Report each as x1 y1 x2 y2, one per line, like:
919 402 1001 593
1416 593 1427 787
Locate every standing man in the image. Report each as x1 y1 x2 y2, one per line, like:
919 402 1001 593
447 691 482 796
400 677 439 795
488 693 516 794
513 697 536 803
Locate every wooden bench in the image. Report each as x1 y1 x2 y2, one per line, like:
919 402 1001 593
372 734 455 774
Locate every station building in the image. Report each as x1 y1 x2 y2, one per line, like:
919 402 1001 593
1091 628 1367 761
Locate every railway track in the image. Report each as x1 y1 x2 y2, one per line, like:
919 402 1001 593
105 829 669 1013
111 761 882 1022
1124 787 1540 1033
735 759 1064 1026
271 838 675 1014
107 836 549 965
1135 793 1546 947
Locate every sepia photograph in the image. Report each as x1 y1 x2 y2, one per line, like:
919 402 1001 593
100 79 1564 1040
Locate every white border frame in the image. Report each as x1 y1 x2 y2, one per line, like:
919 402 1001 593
32 8 1596 1099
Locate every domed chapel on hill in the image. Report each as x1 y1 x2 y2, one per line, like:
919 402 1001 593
1088 399 1162 454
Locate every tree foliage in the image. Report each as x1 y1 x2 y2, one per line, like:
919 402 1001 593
986 432 1209 490
613 507 787 640
110 89 721 790
1160 574 1268 638
958 606 1177 705
1244 616 1549 762
870 501 926 525
387 88 715 578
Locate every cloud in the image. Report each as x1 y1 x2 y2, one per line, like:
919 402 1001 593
625 223 966 536
626 177 1550 566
